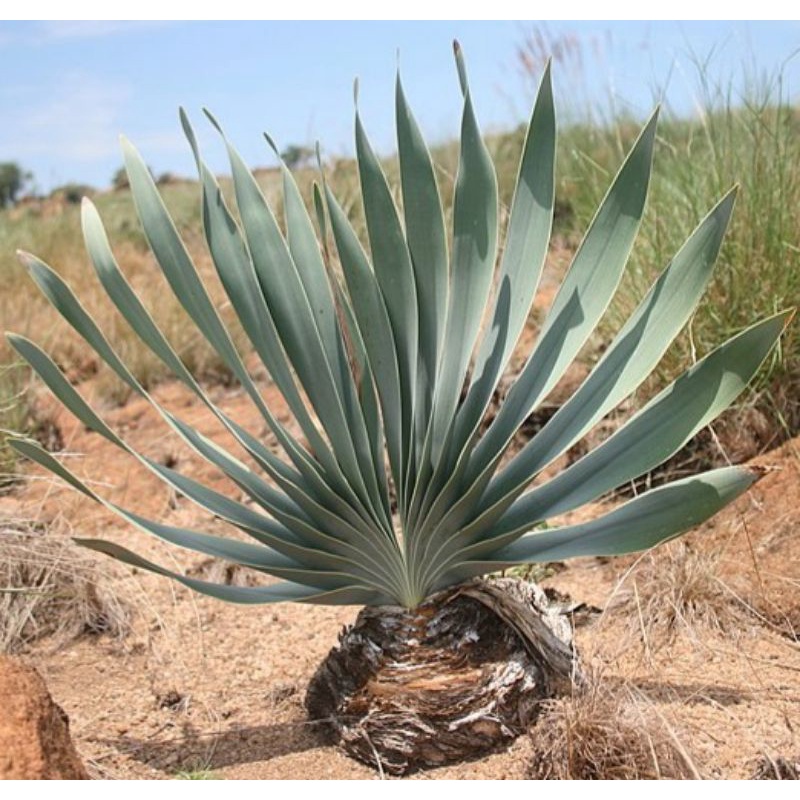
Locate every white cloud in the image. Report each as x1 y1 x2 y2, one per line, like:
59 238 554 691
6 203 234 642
0 71 183 168
0 60 195 192
35 21 168 42
0 21 172 49
1 72 129 162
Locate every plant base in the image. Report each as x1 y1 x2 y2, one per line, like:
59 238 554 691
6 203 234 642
305 578 579 775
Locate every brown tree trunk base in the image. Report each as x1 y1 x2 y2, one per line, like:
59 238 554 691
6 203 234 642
305 578 580 775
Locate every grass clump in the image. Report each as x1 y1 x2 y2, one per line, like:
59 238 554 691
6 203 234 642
551 62 800 450
752 754 800 780
0 362 35 490
529 672 700 780
0 361 62 492
0 517 133 653
175 768 220 780
614 541 751 644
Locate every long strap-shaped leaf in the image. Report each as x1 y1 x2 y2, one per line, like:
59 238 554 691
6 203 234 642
92 189 404 600
186 120 390 539
449 61 556 469
430 466 761 591
327 258 390 518
82 200 378 543
165 417 405 587
121 137 373 531
407 44 499 536
179 112 372 521
483 189 738 508
464 109 659 486
409 62 556 543
323 184 405 513
356 106 419 499
77 539 390 606
395 73 449 456
7 336 405 596
19 250 300 521
434 187 735 543
414 108 660 550
122 138 390 548
490 309 792 534
175 118 381 531
121 138 302 465
426 309 791 579
11 416 403 599
269 140 355 407
426 44 498 469
311 177 389 506
8 437 356 592
266 129 391 528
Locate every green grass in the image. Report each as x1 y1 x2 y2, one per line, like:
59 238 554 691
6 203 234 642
0 361 37 489
175 768 220 780
552 85 799 448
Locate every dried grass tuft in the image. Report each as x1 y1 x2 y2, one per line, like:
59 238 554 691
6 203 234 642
751 754 800 780
528 671 700 780
186 557 269 588
0 517 134 653
614 541 752 644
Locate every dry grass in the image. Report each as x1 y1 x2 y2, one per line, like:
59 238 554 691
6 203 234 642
528 671 700 779
186 558 269 588
613 541 753 645
0 366 62 492
751 754 800 780
0 516 134 653
0 185 247 480
0 183 253 385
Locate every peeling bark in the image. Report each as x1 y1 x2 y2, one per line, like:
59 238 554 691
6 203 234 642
306 578 580 775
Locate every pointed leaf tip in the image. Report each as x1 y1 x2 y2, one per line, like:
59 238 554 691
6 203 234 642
746 465 770 482
180 111 200 164
453 41 468 96
15 249 32 265
263 132 279 156
202 107 223 134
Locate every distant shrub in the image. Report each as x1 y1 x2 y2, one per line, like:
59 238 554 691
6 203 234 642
111 166 130 191
0 162 32 207
280 143 314 170
50 183 93 205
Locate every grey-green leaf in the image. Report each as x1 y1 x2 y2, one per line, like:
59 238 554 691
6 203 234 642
432 466 761 589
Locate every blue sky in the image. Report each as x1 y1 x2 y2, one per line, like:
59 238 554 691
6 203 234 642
1 20 798 192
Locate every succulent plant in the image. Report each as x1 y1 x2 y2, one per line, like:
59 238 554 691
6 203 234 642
7 46 791 615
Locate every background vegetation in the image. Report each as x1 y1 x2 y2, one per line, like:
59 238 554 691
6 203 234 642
1 43 797 489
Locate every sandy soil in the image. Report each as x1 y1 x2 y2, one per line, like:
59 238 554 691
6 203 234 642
2 368 798 780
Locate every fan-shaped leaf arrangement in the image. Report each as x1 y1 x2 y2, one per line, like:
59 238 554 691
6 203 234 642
7 46 791 611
